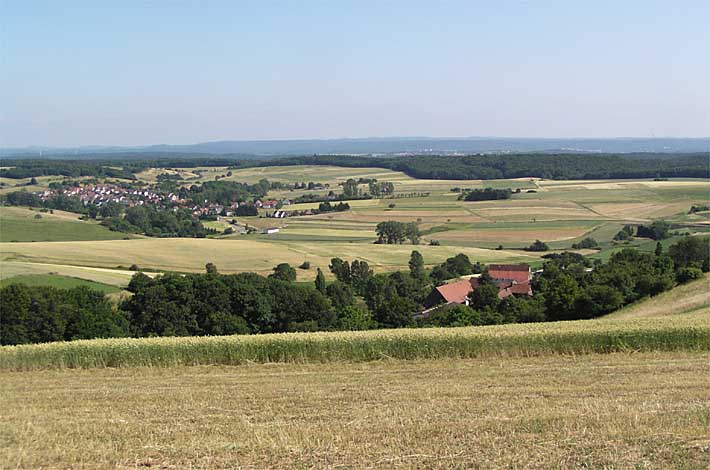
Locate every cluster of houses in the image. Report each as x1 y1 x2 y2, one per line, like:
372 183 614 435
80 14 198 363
266 209 316 218
255 199 293 209
423 264 533 313
38 184 291 218
40 184 183 208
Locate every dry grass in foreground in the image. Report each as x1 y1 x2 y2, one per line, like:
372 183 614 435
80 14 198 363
1 352 709 469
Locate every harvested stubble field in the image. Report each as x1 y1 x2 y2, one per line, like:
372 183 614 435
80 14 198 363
1 352 708 468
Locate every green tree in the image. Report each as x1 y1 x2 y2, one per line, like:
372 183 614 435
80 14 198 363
350 260 373 295
269 263 297 282
533 264 582 321
405 222 421 245
315 268 327 294
337 305 374 330
408 250 426 280
99 201 123 218
329 257 351 283
205 262 218 274
469 279 500 311
342 179 360 198
326 281 355 310
668 236 710 271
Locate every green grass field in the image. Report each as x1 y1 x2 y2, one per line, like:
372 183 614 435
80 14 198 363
0 206 127 242
0 274 121 293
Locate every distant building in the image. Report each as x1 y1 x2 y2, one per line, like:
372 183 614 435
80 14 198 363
263 227 280 234
422 264 533 311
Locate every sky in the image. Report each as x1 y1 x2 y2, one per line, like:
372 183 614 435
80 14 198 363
2 0 709 147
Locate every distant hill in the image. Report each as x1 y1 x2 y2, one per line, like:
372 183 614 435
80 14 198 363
4 137 710 158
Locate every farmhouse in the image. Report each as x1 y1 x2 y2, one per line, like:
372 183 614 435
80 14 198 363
423 264 532 310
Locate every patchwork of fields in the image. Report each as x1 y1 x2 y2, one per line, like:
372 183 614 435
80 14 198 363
1 165 708 287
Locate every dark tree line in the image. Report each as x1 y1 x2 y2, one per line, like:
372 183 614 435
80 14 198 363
246 153 710 180
101 206 215 238
375 221 421 244
3 152 708 183
1 237 708 345
458 188 512 201
185 180 269 206
0 160 134 179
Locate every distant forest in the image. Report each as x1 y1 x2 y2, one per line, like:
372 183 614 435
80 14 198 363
1 152 708 181
263 153 710 180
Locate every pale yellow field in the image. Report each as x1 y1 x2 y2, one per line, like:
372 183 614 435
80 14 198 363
590 201 699 219
0 205 85 222
431 226 594 243
538 179 710 190
310 210 489 224
0 238 538 278
0 261 153 286
285 198 384 211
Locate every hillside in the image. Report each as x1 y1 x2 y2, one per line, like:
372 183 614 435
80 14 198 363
606 274 710 319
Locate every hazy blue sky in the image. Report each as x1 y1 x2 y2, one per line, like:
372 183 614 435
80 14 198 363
2 0 709 146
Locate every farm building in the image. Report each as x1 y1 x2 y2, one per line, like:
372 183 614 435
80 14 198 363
263 227 280 235
423 264 532 311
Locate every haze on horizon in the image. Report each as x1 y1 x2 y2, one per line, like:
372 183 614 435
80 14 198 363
2 0 709 148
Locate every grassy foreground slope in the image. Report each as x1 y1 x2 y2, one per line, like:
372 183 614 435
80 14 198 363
2 313 708 371
2 353 708 468
606 273 710 319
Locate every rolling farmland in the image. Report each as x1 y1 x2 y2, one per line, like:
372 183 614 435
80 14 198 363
1 166 708 286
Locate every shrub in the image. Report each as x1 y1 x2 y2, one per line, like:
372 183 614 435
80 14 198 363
571 237 598 249
676 267 703 284
525 240 549 252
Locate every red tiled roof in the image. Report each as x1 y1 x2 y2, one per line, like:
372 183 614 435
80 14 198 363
435 279 475 304
488 264 531 283
488 264 530 272
498 280 533 299
434 272 533 306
